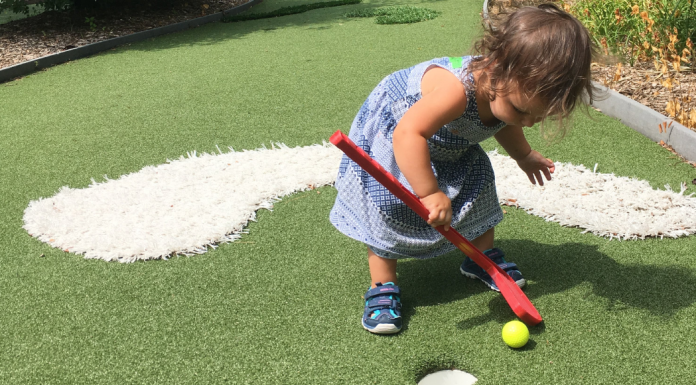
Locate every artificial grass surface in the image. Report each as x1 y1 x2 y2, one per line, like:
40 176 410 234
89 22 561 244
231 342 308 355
223 0 362 22
1 0 696 383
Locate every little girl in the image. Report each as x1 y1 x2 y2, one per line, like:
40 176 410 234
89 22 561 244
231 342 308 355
330 4 596 334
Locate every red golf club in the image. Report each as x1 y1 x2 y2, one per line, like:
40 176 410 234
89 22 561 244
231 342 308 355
330 130 542 325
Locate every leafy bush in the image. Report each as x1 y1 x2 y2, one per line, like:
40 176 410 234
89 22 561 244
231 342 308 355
564 0 696 128
345 5 440 24
0 0 70 14
564 0 695 66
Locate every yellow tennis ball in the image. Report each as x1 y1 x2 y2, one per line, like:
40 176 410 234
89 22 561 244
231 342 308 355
502 320 529 348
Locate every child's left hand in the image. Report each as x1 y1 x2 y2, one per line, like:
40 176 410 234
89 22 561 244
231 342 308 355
515 150 555 186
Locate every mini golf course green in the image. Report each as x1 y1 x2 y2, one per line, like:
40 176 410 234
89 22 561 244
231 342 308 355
1 0 696 383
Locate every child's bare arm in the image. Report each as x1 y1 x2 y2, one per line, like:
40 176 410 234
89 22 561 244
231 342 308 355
494 125 555 185
493 125 532 160
392 67 468 230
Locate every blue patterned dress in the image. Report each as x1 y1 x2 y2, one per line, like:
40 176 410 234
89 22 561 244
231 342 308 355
330 56 507 259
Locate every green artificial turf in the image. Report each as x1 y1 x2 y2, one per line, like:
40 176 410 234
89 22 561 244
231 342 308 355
1 0 696 383
223 0 362 22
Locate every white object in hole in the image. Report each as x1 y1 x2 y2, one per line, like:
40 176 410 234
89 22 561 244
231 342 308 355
418 369 477 385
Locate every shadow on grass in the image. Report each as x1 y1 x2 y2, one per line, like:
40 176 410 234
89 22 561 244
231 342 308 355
395 239 696 329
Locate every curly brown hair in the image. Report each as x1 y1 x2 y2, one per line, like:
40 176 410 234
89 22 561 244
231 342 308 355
468 3 599 140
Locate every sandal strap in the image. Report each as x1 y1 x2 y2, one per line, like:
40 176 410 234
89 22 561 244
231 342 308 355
484 248 519 272
366 297 401 310
365 284 400 299
498 262 518 271
485 248 506 262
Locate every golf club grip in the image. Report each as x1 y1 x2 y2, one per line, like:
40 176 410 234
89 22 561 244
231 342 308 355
330 130 542 325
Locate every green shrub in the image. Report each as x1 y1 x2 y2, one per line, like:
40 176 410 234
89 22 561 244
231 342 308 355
375 6 440 24
0 0 70 14
345 5 440 24
565 0 695 65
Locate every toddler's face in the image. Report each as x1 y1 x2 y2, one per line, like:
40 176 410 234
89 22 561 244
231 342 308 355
490 89 546 128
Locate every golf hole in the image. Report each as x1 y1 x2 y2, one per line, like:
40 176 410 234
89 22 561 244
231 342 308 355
417 369 477 385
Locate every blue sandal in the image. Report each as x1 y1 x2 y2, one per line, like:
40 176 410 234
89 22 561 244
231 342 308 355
460 248 526 292
362 282 402 334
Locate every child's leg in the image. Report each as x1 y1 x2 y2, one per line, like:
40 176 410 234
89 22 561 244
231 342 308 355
367 247 397 288
461 227 526 291
363 247 402 334
470 227 495 252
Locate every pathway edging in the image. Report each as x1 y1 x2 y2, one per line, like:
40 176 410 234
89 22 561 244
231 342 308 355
0 0 262 84
591 83 696 163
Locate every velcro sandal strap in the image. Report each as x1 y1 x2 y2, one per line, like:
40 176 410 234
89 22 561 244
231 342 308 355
366 297 401 310
485 248 506 260
365 284 400 300
498 262 518 271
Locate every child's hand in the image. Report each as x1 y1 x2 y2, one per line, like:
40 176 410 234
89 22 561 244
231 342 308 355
420 190 452 231
516 150 555 186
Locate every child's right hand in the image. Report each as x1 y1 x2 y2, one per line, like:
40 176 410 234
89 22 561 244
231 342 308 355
515 150 555 186
420 190 452 231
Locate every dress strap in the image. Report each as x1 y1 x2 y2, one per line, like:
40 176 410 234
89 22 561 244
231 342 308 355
449 56 464 69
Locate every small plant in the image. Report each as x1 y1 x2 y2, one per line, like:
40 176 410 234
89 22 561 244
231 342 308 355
651 28 696 128
345 6 440 24
85 16 97 31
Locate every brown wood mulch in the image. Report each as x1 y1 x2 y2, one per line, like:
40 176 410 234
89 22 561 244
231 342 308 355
0 0 249 68
592 60 695 124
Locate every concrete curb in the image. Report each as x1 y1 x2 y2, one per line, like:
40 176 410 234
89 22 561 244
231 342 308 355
481 1 696 163
591 82 696 163
0 0 262 84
